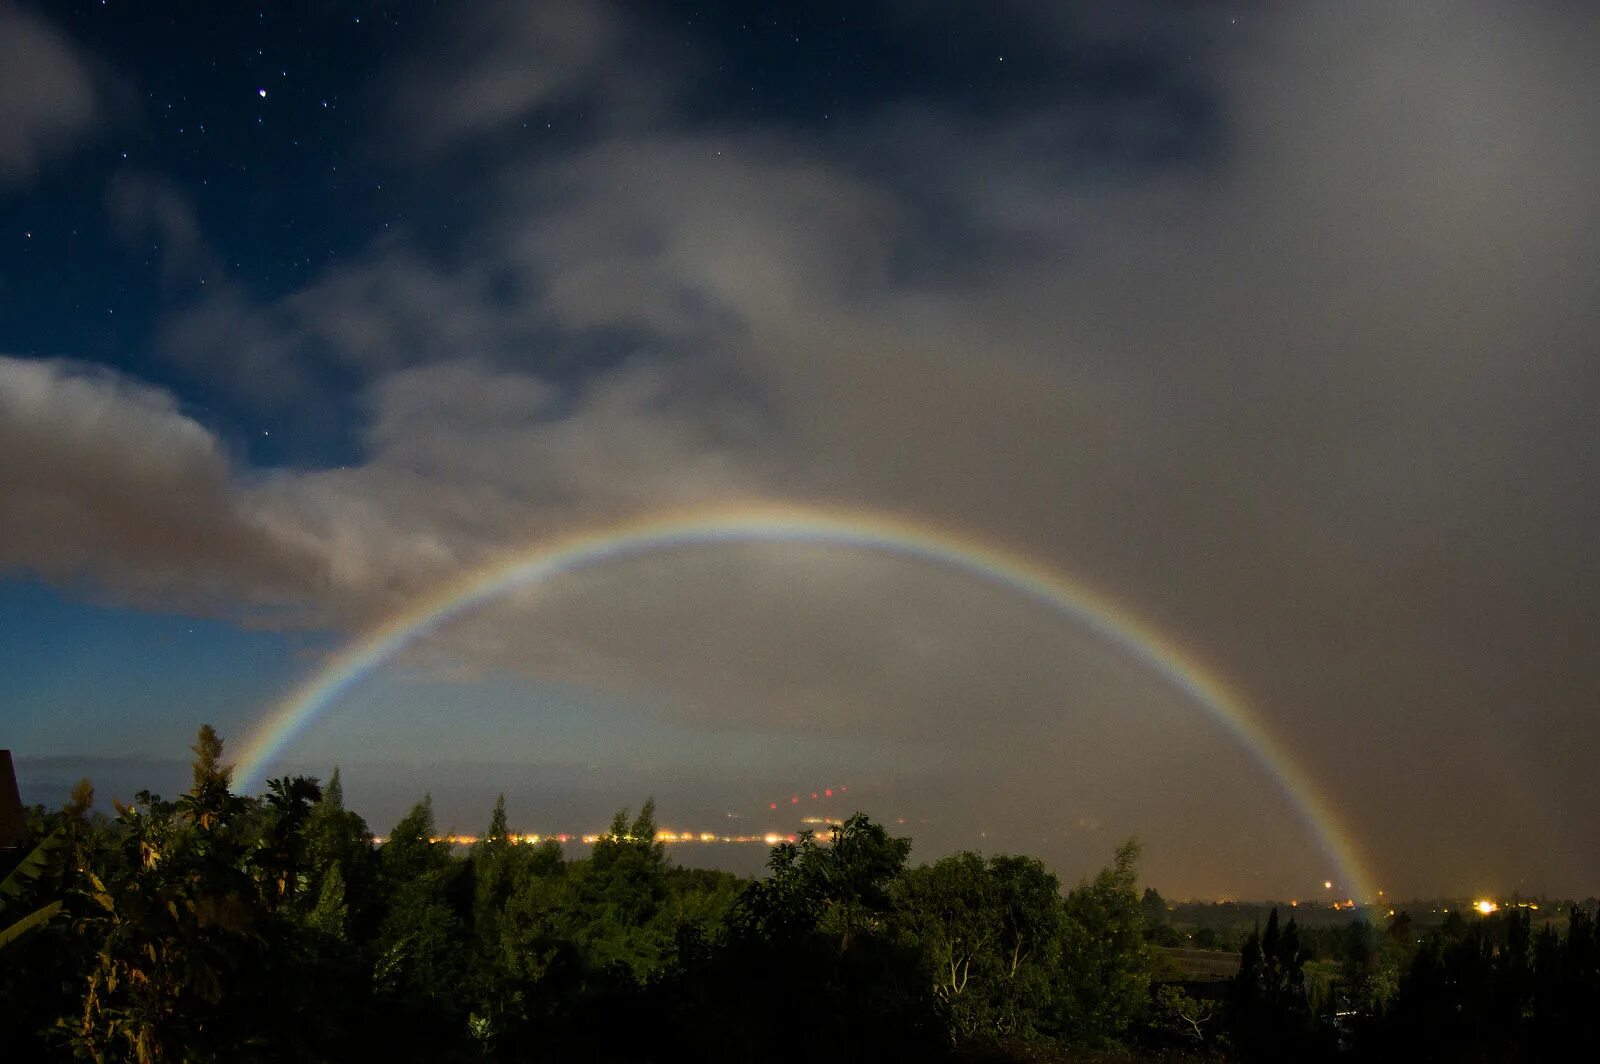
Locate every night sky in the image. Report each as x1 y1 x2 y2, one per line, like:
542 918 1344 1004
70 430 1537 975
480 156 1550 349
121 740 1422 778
4 1 1598 900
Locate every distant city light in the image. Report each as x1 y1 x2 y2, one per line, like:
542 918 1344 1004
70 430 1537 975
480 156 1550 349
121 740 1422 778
1324 880 1333 890
1475 899 1498 915
374 828 820 848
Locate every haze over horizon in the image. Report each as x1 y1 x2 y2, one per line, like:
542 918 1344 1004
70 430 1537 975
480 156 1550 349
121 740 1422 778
4 1 1598 901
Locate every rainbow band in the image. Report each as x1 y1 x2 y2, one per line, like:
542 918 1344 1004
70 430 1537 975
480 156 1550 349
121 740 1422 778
234 503 1376 901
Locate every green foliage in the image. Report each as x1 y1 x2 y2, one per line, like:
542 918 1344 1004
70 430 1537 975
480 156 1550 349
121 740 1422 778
301 765 374 930
1054 838 1154 1044
896 851 1064 1044
306 860 348 940
63 740 267 1062
1154 984 1223 1046
737 812 912 951
254 775 323 909
381 795 445 882
0 897 62 950
0 829 66 949
486 793 509 845
22 723 1595 1062
1 827 64 907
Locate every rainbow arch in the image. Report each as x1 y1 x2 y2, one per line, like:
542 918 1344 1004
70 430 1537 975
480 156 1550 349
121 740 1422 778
234 503 1376 901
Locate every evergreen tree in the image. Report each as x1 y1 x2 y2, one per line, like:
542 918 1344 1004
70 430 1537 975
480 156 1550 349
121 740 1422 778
487 793 510 846
381 795 444 882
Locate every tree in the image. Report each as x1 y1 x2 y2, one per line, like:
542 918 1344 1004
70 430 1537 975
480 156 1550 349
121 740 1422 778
65 730 271 1062
255 775 322 908
896 851 1064 1045
1142 885 1183 946
466 792 525 1030
302 766 374 933
1336 918 1386 1018
572 799 672 979
1053 839 1153 1044
898 852 998 1040
381 795 445 882
486 793 510 845
63 778 95 823
1154 985 1222 1046
371 798 468 1047
180 724 234 832
710 814 936 1063
1141 886 1169 928
306 861 348 941
1231 907 1322 1060
988 854 1065 1035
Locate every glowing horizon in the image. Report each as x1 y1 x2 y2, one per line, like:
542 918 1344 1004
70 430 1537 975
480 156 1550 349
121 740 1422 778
233 502 1379 901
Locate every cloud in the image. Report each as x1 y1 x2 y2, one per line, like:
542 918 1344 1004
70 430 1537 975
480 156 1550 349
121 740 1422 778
0 356 320 614
106 172 221 289
284 248 528 370
392 0 667 151
242 356 781 619
0 6 101 186
155 287 321 405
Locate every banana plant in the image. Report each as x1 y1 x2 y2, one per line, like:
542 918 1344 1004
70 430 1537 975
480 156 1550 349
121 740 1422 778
0 828 65 949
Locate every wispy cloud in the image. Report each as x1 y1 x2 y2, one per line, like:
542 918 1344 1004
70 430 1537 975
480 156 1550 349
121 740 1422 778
0 6 103 186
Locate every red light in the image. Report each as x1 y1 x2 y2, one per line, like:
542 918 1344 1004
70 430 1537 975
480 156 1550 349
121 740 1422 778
790 796 799 804
824 788 833 797
769 802 777 810
811 792 819 800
